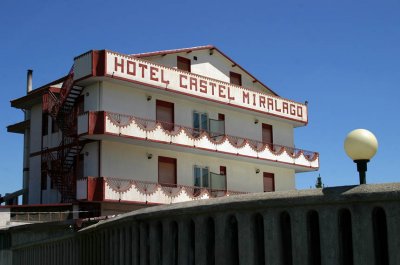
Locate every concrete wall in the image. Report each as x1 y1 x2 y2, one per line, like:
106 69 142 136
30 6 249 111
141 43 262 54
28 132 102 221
100 141 295 192
29 104 42 153
28 156 41 204
3 183 400 265
82 142 99 178
0 208 10 228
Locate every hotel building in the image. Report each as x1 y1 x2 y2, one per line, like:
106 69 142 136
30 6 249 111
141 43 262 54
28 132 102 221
6 46 319 215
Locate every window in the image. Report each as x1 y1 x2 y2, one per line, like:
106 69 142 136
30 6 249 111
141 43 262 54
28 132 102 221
51 117 59 133
42 113 48 136
158 156 177 186
230 72 242 86
177 56 191 72
194 166 209 187
156 100 174 131
262 123 273 144
193 112 208 133
263 172 275 192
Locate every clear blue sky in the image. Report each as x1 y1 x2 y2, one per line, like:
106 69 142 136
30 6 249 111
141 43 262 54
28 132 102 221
1 0 399 196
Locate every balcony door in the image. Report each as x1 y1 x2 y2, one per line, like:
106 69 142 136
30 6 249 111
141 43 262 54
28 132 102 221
262 123 273 145
158 156 177 186
263 172 275 192
156 100 174 131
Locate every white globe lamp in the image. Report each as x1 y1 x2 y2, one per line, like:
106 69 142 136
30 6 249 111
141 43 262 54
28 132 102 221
344 129 378 184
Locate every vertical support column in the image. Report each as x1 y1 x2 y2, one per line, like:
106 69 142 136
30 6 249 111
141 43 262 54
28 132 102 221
236 212 255 265
385 202 400 265
105 229 110 265
131 222 140 265
291 209 308 264
119 228 124 265
319 207 340 265
352 205 374 265
114 228 120 265
162 220 175 265
100 230 105 265
139 222 149 265
149 221 162 265
214 214 227 265
177 218 191 265
264 210 282 265
124 225 131 265
193 216 207 265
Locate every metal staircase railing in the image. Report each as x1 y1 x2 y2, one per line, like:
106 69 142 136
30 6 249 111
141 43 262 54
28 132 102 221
42 67 86 202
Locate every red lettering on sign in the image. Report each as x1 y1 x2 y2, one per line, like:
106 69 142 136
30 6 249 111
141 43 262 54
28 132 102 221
138 63 147 78
259 96 266 108
242 91 250 104
179 74 188 89
282 102 288 114
227 86 235 100
297 106 303 118
190 77 198 91
114 57 124 73
253 93 256 106
267 98 274 111
126 61 136 76
161 69 169 85
150 67 159 81
274 99 281 112
199 80 207 93
289 104 296 115
219 85 226 98
209 82 216 96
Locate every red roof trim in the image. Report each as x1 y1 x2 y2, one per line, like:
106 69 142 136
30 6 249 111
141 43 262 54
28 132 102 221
131 45 279 96
10 76 65 109
131 45 214 58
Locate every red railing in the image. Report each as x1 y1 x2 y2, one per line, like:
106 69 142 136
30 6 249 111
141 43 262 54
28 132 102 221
83 177 247 201
103 111 319 161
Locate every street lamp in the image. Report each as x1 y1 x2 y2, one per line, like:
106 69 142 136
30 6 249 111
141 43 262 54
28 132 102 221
344 129 378 184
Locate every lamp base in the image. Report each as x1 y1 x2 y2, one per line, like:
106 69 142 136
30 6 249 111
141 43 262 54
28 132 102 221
354 159 369 184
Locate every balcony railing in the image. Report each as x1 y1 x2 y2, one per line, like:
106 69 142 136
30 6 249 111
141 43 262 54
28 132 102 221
77 177 246 205
78 111 319 169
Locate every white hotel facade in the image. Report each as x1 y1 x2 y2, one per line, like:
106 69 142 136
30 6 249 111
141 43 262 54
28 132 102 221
8 46 319 214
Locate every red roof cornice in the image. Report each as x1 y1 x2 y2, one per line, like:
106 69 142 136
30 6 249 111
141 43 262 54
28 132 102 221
131 45 279 96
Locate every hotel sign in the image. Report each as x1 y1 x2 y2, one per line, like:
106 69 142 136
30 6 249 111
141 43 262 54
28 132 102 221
105 51 307 124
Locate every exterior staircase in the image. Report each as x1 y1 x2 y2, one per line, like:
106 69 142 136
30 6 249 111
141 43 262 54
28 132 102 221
42 67 86 202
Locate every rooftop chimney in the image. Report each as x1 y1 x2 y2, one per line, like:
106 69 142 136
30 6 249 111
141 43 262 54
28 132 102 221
27 69 33 94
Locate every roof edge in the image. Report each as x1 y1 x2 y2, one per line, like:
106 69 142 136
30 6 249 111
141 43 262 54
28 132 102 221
131 45 279 96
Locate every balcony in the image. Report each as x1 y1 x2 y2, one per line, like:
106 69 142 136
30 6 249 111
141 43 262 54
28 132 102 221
77 177 246 204
78 111 319 170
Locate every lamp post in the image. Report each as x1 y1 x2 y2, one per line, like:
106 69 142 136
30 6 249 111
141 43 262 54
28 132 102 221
344 129 378 184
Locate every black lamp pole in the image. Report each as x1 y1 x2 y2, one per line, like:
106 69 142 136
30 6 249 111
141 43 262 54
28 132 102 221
354 159 369 184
